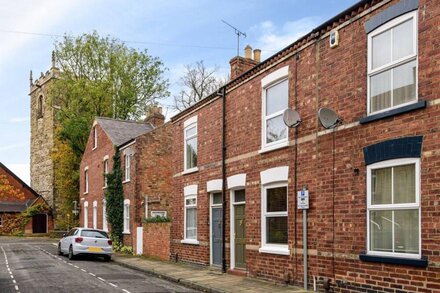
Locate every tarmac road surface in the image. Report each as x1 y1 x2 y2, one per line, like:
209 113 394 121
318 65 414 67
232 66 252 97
0 237 198 293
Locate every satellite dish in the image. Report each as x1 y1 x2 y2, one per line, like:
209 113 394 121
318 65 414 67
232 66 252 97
283 108 301 128
318 108 340 129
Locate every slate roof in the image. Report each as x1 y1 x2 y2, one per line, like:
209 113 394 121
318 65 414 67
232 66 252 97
96 117 154 147
0 200 33 212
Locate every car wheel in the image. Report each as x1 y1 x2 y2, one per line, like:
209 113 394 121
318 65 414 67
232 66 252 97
58 243 63 256
68 245 75 260
104 255 111 262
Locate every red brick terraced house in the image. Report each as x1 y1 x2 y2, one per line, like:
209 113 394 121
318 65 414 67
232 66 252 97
79 108 172 255
169 0 440 292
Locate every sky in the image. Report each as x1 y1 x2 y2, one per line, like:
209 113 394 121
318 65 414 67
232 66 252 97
0 0 357 184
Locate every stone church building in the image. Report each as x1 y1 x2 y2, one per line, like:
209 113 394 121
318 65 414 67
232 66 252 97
29 56 60 225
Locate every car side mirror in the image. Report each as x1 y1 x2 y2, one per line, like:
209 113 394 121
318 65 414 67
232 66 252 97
62 234 67 238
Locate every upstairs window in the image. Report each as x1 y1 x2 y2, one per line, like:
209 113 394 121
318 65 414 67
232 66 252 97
124 154 131 182
261 66 289 152
84 167 89 194
183 116 198 172
103 157 109 188
92 126 98 149
368 11 417 114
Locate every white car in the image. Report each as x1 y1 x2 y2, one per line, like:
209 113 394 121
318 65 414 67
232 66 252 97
58 227 113 261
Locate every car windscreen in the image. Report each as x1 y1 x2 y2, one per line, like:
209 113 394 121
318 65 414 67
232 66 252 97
80 230 109 239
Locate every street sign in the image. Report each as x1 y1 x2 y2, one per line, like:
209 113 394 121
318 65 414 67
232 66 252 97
297 189 309 210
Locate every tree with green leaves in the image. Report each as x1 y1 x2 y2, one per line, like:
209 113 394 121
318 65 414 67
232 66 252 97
105 149 124 243
49 31 169 229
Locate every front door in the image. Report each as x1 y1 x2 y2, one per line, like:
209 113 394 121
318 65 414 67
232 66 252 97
32 214 47 234
234 204 246 268
211 193 223 266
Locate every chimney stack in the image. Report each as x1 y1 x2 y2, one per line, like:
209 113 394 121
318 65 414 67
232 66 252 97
229 45 261 80
253 49 261 63
144 105 165 127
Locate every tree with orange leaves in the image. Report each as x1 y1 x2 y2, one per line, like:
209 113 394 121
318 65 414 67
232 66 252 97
0 174 26 201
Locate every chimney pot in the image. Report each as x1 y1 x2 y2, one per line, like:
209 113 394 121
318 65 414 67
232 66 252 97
144 106 165 127
244 45 252 59
253 49 261 63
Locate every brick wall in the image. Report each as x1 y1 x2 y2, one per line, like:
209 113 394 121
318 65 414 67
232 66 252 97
143 222 171 260
80 123 114 231
170 0 440 291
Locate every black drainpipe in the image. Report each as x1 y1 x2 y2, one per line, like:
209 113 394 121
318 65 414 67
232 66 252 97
219 86 227 273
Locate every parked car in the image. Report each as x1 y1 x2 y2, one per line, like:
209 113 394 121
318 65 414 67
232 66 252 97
58 227 112 261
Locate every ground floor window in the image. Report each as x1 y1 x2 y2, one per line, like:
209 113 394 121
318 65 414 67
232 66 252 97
184 195 197 240
83 201 88 228
367 158 420 257
123 199 130 233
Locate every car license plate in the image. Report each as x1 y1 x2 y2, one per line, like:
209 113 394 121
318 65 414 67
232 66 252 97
88 247 103 252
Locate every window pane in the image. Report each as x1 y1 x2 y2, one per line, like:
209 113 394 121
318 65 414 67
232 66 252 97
267 216 288 244
372 29 391 69
370 70 391 112
267 186 287 212
372 167 392 204
393 19 414 61
185 197 196 206
394 209 419 254
186 137 197 168
370 210 392 252
266 80 288 116
266 115 287 144
234 189 245 202
393 60 416 106
212 193 222 205
186 126 196 137
186 207 197 239
394 164 415 204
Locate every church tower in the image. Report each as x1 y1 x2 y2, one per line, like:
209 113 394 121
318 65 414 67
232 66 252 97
29 53 60 211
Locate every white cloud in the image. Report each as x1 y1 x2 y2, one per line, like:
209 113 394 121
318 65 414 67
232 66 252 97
5 163 30 185
252 17 320 60
9 117 29 123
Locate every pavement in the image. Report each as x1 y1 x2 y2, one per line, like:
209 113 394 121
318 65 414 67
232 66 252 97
112 253 310 293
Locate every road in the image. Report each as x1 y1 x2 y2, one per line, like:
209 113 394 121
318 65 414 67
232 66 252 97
0 237 198 293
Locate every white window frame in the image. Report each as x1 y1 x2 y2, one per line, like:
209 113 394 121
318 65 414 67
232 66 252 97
92 126 98 150
183 116 198 174
102 199 108 231
124 154 131 182
366 158 421 258
92 201 97 229
83 201 88 228
367 11 418 115
181 184 199 245
259 182 289 255
123 199 130 234
151 211 167 218
103 156 109 188
260 66 289 153
84 166 89 194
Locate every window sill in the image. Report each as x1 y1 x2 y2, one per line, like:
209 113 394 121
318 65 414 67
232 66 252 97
102 186 107 190
122 180 131 184
180 239 200 245
259 246 290 255
92 147 97 151
359 252 428 267
83 192 88 195
123 231 130 235
259 141 289 154
182 167 199 175
360 100 426 124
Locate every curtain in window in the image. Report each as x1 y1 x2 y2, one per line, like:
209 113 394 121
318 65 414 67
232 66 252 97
186 207 197 239
372 167 392 204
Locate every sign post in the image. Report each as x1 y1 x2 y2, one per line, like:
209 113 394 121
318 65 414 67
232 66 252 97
297 187 309 290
